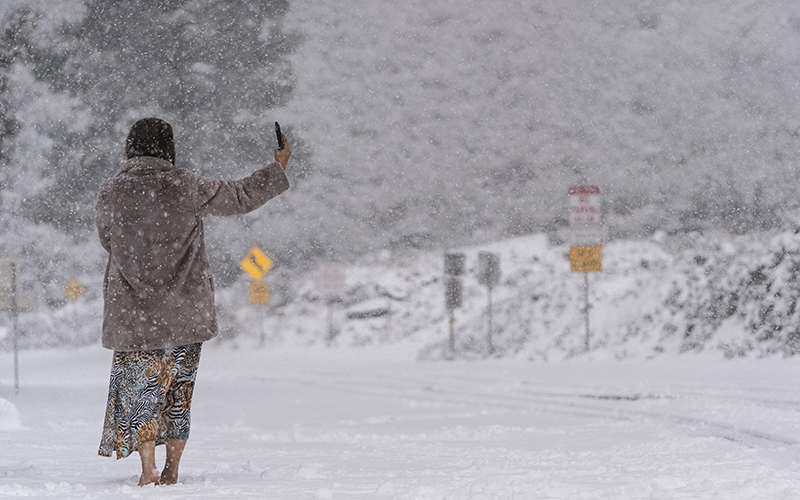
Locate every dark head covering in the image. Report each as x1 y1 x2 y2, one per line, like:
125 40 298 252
125 118 176 165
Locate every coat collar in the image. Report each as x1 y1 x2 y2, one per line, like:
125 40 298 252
117 156 175 176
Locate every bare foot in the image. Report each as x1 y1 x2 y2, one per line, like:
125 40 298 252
158 467 178 485
138 468 160 487
137 441 159 487
158 439 186 485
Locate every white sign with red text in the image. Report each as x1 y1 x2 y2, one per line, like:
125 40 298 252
317 262 347 299
568 185 601 226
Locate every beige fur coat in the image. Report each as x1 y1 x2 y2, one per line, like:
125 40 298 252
96 156 289 351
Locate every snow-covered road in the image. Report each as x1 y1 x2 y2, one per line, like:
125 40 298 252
3 345 800 499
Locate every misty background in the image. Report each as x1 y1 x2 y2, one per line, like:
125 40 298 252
2 0 800 354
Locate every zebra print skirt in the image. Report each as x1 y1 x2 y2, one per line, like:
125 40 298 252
98 343 202 459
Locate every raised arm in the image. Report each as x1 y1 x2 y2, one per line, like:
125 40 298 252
194 131 292 217
194 162 290 217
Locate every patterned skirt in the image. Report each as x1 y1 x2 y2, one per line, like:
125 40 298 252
98 343 202 459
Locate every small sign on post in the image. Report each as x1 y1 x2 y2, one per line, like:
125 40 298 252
478 252 500 353
568 185 602 225
240 247 273 345
317 262 347 342
445 277 463 311
317 262 346 300
249 281 270 305
444 253 465 277
240 247 273 281
444 252 465 354
568 185 602 352
0 259 21 394
62 278 86 302
569 245 602 273
478 252 500 287
0 260 20 290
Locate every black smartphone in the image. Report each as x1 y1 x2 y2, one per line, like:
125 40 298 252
275 121 285 150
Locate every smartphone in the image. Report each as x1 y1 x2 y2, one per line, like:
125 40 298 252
275 122 285 150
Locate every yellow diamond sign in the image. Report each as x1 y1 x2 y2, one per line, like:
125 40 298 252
240 247 273 281
63 277 86 302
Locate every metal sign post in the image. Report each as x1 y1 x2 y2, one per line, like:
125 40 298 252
240 247 274 343
445 277 462 352
317 262 346 342
1 259 36 393
478 252 500 353
444 253 465 354
568 186 602 352
248 281 271 345
0 261 21 394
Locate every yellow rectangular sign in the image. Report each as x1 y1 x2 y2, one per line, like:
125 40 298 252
570 245 602 272
249 281 270 305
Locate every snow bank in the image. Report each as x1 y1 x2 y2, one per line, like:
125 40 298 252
0 396 22 430
211 228 800 360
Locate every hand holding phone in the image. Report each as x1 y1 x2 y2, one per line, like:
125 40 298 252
275 122 285 150
273 121 290 170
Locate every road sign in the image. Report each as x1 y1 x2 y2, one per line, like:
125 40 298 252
0 259 20 289
568 187 602 351
570 245 602 273
249 281 270 305
0 291 34 312
62 278 86 302
317 262 346 299
444 253 465 276
317 262 346 342
240 247 273 281
445 276 463 311
478 252 500 288
0 260 34 312
568 185 601 225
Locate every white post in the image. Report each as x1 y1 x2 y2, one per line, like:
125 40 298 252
259 304 267 347
584 272 590 352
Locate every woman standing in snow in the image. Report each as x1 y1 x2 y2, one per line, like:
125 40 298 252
96 117 291 486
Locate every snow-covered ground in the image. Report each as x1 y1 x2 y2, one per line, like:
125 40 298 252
3 344 800 499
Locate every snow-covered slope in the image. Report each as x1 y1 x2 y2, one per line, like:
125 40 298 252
8 227 800 360
209 228 800 360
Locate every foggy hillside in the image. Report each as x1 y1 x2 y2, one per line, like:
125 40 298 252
279 0 800 245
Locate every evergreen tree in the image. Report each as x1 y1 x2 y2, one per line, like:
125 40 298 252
0 8 28 169
28 0 300 233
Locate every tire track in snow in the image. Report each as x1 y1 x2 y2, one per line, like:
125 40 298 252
286 371 800 449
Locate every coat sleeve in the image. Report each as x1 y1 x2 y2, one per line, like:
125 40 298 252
193 162 290 217
95 186 112 253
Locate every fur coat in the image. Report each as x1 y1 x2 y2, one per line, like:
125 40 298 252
96 156 289 351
